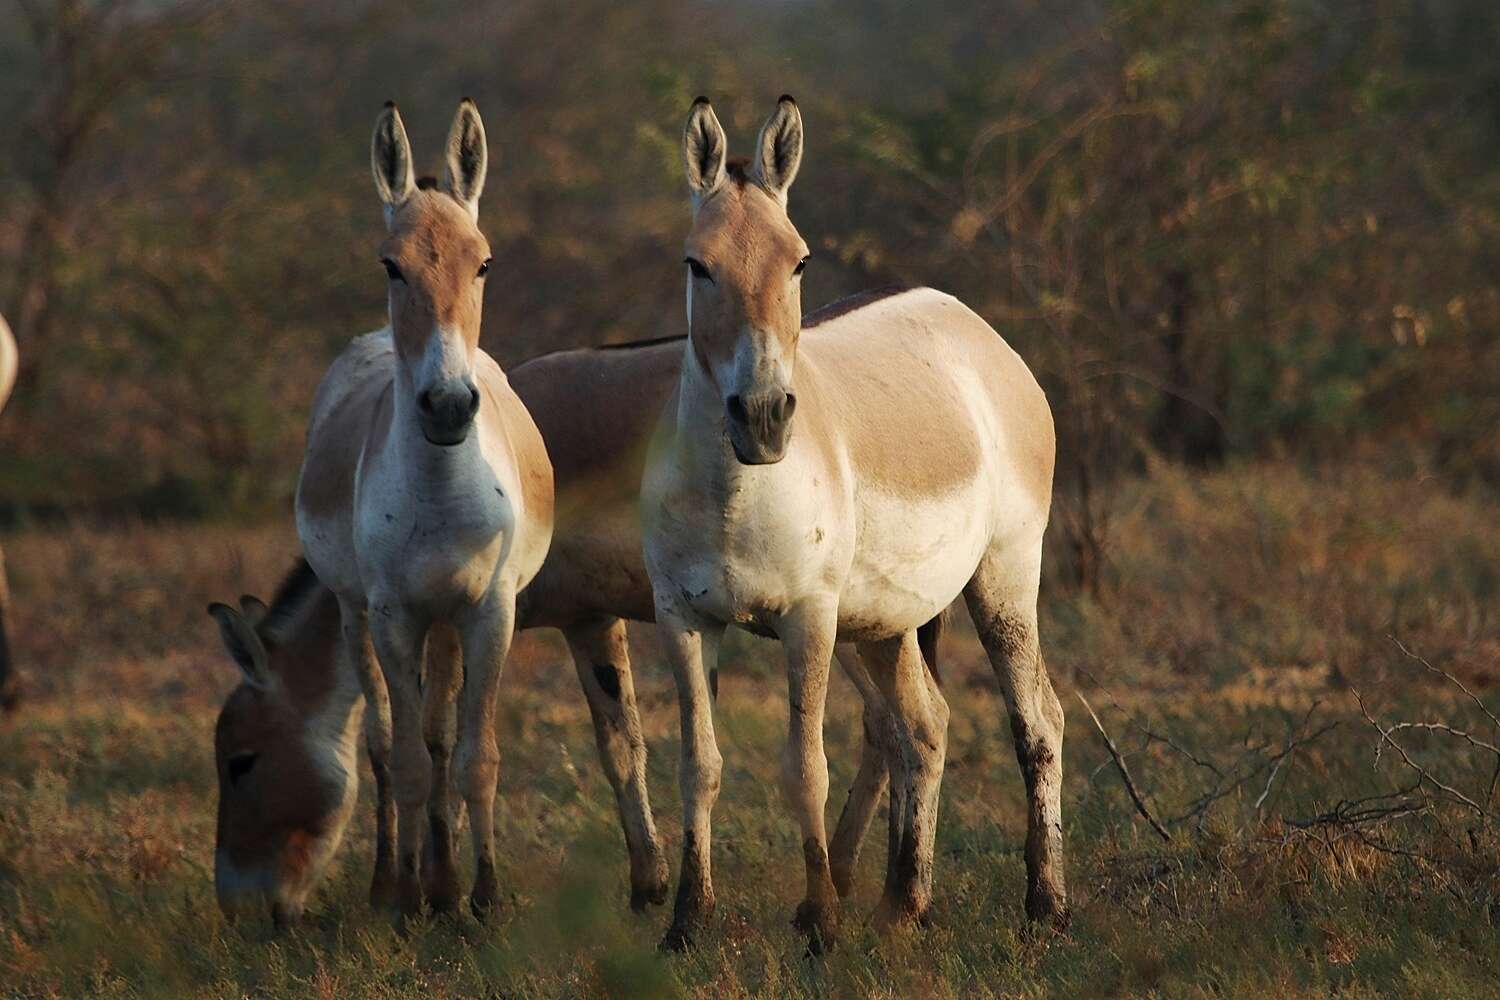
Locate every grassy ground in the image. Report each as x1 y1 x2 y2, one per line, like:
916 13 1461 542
1 460 1498 998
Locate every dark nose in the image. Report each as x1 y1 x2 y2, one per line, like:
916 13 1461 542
726 390 795 428
417 380 481 444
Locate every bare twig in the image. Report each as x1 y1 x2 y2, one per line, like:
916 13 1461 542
1352 687 1487 816
1076 690 1172 842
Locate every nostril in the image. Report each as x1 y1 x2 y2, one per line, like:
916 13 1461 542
783 393 797 419
418 389 436 416
726 395 748 425
465 384 480 418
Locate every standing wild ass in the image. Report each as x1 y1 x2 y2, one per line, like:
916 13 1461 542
0 312 16 709
211 333 938 924
213 99 554 924
641 96 1066 950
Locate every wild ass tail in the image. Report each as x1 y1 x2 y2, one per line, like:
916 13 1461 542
916 605 950 687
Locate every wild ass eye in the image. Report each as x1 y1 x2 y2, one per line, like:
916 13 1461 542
684 257 713 283
227 752 258 785
477 257 492 279
381 258 405 283
793 254 810 276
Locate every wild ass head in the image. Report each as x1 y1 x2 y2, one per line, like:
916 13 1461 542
209 562 359 926
680 96 809 465
371 99 493 446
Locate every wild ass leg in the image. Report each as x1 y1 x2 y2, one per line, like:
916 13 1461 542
420 625 464 913
963 551 1068 926
657 606 724 951
565 617 669 911
369 608 432 918
454 588 518 920
828 646 892 899
861 630 949 930
779 604 840 951
339 602 398 909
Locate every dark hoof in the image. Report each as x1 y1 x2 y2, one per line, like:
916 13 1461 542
873 895 929 935
1025 884 1070 931
793 899 838 955
630 854 672 912
830 864 856 900
659 921 697 952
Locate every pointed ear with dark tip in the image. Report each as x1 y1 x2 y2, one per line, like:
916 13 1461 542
209 603 271 689
442 97 488 221
238 595 269 628
683 97 727 202
752 95 803 202
371 101 416 211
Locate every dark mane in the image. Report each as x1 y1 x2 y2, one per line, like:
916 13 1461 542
260 558 322 645
801 286 910 329
594 333 687 352
416 175 440 190
724 156 753 185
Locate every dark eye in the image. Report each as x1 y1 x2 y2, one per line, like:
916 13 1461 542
227 752 258 785
477 257 492 278
793 254 810 276
381 258 405 283
684 257 713 282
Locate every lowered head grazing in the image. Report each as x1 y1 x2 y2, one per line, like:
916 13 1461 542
371 99 493 447
681 95 809 465
209 566 359 927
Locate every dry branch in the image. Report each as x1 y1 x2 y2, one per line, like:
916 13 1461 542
1076 690 1172 842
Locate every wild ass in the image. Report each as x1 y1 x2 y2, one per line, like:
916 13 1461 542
211 333 934 923
641 96 1067 950
216 99 557 924
0 312 16 709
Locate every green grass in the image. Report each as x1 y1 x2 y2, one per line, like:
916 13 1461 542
1 461 1498 997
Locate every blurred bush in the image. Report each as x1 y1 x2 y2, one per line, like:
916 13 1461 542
0 0 1495 547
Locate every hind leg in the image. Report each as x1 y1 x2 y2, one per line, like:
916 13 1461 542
566 617 669 911
964 544 1068 926
420 626 465 913
828 645 892 899
859 630 949 930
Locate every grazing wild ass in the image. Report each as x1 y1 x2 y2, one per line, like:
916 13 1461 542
210 334 937 923
0 312 15 709
641 96 1066 950
214 99 555 924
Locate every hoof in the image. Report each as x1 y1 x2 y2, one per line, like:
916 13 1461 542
630 853 672 912
470 859 502 922
424 867 464 915
1025 883 1070 931
793 899 839 955
872 894 929 935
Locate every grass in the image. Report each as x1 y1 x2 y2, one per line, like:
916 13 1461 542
1 460 1498 997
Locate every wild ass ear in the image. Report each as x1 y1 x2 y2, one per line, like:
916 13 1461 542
371 101 416 211
442 97 488 221
238 595 269 627
683 97 727 202
209 603 271 689
752 95 803 202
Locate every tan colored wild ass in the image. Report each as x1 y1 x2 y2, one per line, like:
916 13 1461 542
210 333 934 924
214 99 555 924
641 96 1067 950
0 312 16 709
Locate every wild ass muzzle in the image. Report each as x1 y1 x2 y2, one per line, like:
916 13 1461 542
282 99 554 922
641 95 1067 951
210 334 943 925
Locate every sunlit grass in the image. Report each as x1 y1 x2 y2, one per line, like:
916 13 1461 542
2 462 1498 996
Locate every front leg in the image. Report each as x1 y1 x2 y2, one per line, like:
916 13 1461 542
656 602 724 952
454 585 518 920
779 601 840 952
368 605 433 919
